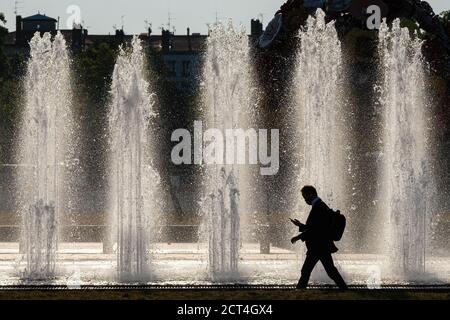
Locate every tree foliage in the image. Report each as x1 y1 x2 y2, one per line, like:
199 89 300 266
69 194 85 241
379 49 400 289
74 42 118 107
440 10 450 22
0 12 9 78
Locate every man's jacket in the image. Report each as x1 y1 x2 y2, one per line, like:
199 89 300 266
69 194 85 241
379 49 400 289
298 199 338 254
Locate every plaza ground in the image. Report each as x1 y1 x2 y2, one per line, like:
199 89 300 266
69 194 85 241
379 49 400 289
0 243 448 293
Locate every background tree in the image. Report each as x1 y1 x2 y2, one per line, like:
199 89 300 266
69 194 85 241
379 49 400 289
440 10 450 22
0 13 23 165
0 13 8 77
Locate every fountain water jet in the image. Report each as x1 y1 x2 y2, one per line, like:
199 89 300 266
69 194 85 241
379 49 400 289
378 20 433 277
17 32 73 280
293 10 345 219
200 22 254 281
109 36 160 282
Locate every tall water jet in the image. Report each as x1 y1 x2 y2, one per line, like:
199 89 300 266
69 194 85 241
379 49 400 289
200 22 253 281
293 10 345 217
109 36 159 282
17 32 73 279
378 20 433 277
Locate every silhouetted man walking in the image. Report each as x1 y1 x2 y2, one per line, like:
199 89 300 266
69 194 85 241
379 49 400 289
291 186 348 289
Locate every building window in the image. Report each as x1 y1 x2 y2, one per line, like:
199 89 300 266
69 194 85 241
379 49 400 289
182 61 191 77
37 24 40 29
167 60 176 77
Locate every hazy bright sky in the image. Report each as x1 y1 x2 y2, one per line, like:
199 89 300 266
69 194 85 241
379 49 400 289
0 0 448 35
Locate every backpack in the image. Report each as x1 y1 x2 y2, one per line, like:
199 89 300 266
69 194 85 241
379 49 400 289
329 209 346 241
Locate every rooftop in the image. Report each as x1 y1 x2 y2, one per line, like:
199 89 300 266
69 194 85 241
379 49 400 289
22 13 57 22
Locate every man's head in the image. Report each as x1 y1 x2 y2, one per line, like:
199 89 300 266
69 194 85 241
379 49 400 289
301 185 318 205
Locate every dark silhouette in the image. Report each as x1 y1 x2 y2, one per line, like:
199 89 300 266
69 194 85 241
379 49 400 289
291 186 348 290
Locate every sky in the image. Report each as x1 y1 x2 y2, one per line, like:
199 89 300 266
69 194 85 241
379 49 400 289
0 0 448 35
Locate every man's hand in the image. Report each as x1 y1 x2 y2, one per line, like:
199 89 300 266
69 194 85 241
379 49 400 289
290 218 303 227
291 235 302 244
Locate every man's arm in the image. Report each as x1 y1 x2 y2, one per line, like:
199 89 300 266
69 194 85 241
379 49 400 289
290 218 307 232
